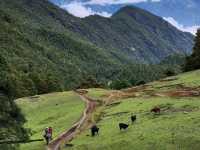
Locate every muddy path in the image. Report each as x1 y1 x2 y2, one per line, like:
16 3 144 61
47 91 98 150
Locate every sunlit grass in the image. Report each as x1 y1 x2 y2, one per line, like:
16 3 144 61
16 91 85 150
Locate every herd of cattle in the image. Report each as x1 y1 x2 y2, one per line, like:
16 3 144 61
90 106 161 136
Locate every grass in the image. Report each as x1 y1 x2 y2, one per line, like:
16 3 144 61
16 91 85 150
63 70 200 150
16 70 200 150
151 70 200 90
66 97 200 150
86 88 111 99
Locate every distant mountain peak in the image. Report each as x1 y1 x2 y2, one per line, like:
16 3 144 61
112 5 154 19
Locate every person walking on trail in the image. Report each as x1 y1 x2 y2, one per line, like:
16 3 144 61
43 127 49 145
48 127 53 140
43 127 53 145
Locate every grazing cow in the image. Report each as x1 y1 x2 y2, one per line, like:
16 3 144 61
119 123 129 130
131 115 136 124
151 107 161 114
91 125 99 136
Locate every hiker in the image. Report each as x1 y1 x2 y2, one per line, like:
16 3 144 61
48 127 53 140
43 127 53 145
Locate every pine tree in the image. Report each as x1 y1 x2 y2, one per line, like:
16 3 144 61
184 29 200 71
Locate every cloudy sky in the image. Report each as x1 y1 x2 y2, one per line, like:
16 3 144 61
55 0 200 34
61 0 161 18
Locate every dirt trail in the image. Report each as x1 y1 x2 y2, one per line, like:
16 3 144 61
47 91 97 150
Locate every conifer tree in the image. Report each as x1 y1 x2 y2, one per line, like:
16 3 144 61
184 29 200 71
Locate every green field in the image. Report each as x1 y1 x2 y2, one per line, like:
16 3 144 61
16 70 200 150
16 91 85 150
63 70 200 150
86 88 111 99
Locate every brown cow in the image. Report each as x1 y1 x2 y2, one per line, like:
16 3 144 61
151 107 161 114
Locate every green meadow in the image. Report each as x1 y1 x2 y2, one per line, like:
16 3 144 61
16 91 85 150
16 70 200 150
64 70 200 150
86 88 111 99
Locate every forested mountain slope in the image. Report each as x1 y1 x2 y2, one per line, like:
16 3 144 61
53 5 194 63
0 0 180 98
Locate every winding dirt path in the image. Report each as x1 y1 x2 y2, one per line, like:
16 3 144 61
47 91 97 150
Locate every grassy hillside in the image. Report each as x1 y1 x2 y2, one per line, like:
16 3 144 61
62 70 200 150
16 91 85 150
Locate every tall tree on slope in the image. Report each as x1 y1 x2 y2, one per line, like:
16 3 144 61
184 29 200 71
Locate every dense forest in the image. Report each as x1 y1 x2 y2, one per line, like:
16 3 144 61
0 55 29 150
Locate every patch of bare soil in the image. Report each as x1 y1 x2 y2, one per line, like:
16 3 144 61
104 85 150 102
162 106 199 113
152 86 200 98
154 83 185 90
159 77 178 82
165 90 200 97
122 85 150 93
76 89 88 95
104 90 136 103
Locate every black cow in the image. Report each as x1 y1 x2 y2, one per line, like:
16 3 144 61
131 115 136 124
119 123 129 130
91 125 99 136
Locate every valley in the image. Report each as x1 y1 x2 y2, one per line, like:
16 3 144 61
0 0 200 150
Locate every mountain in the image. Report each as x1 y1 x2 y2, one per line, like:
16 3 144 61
0 0 195 148
0 0 194 98
0 0 123 148
50 0 200 31
61 5 194 63
0 0 171 98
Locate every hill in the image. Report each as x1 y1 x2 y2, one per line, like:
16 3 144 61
0 0 175 98
16 70 200 150
64 70 200 150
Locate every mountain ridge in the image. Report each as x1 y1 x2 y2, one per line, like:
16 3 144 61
50 0 200 27
76 5 194 63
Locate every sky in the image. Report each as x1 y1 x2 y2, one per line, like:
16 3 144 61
58 0 199 34
61 0 161 18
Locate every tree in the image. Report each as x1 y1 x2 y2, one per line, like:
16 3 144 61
164 69 176 77
184 29 200 71
0 54 29 150
109 79 131 90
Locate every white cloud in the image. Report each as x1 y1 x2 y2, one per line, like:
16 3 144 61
85 0 160 5
61 0 160 17
164 17 199 35
61 2 112 18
